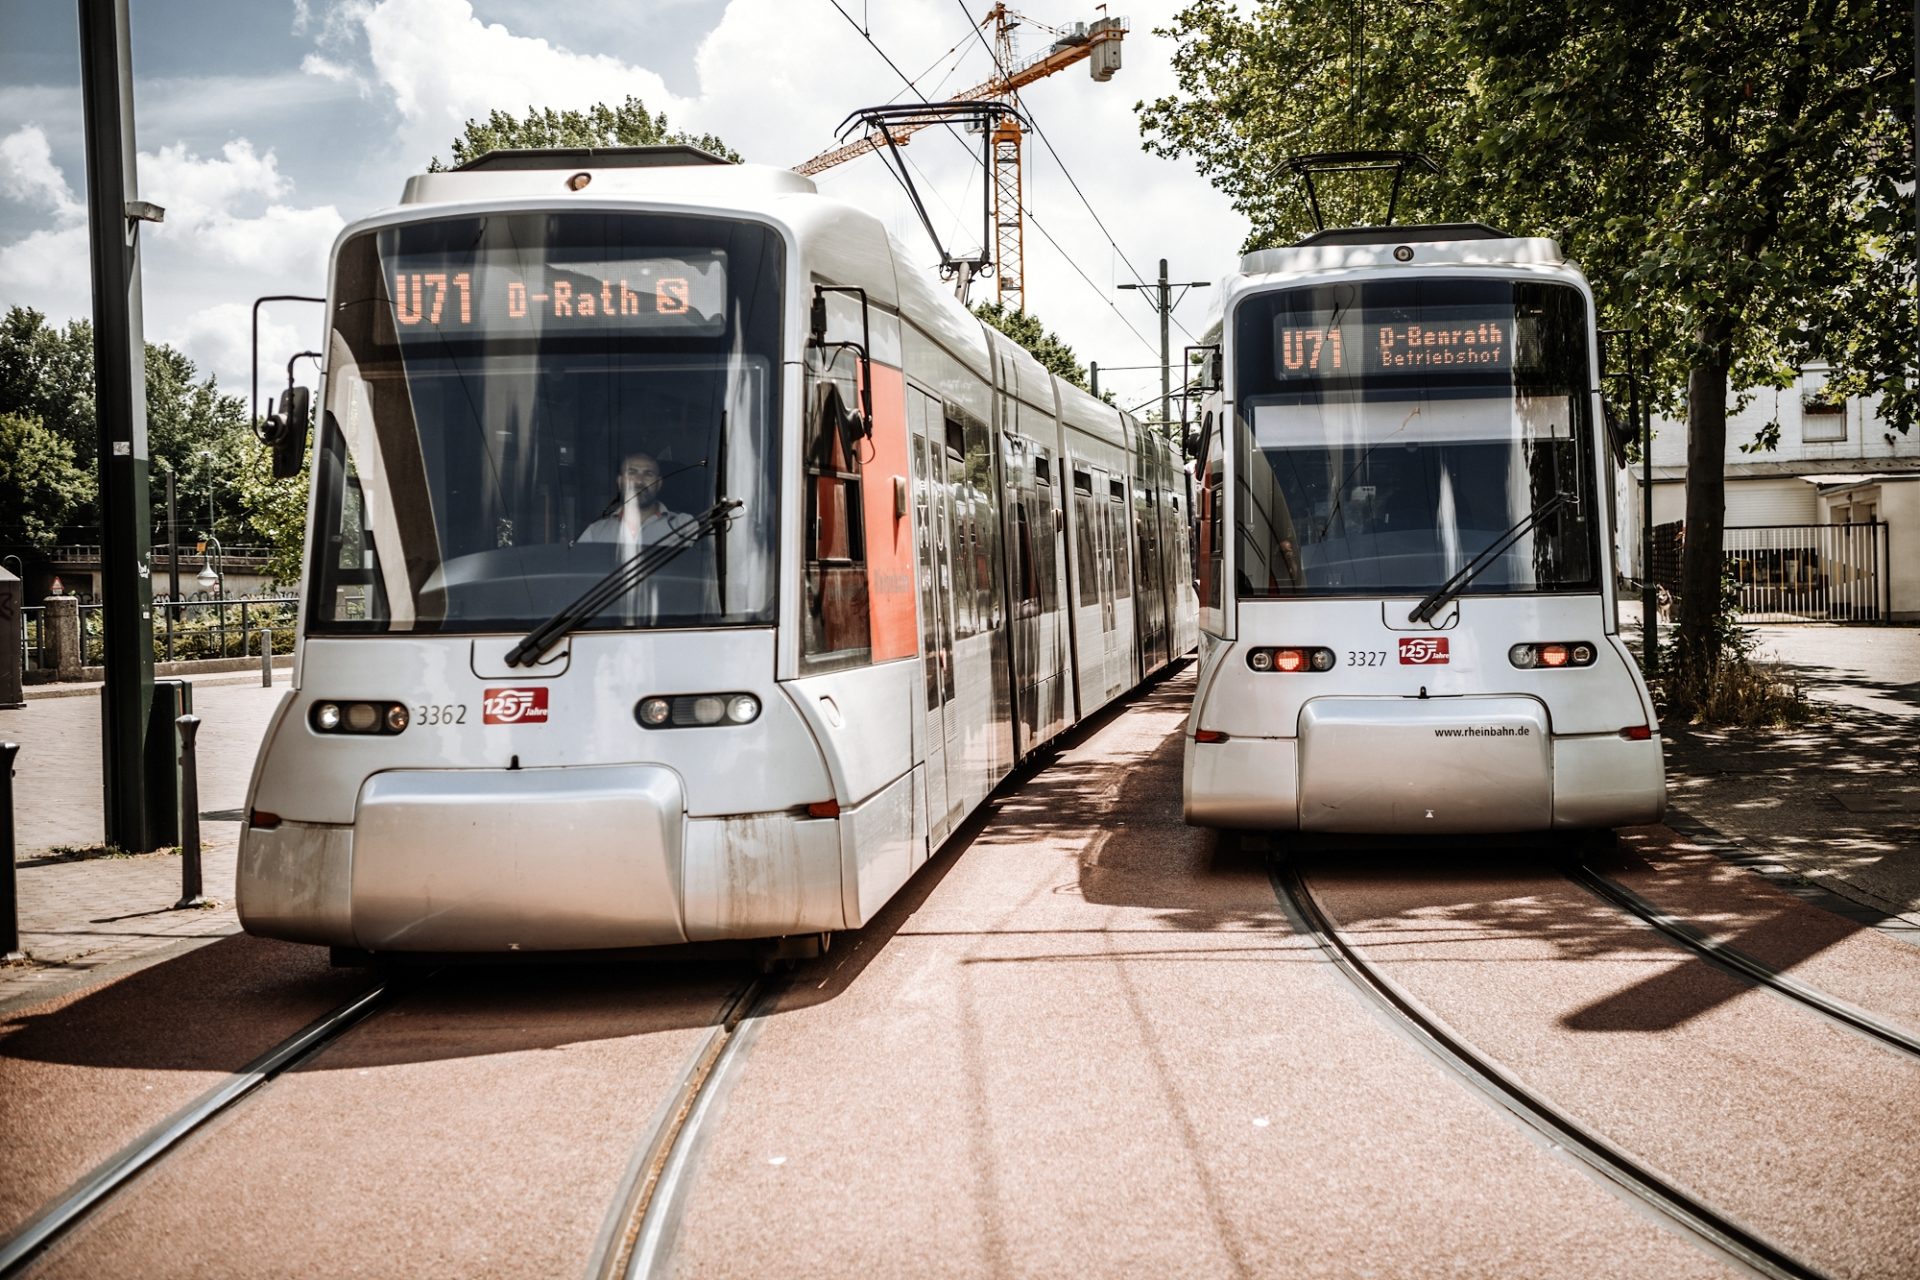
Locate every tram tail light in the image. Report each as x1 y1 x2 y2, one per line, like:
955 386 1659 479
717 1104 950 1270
1508 641 1597 669
1619 725 1654 741
249 809 282 830
1194 729 1230 743
806 800 841 818
1246 646 1334 673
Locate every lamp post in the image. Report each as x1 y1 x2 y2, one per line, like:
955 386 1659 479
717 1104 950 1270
196 534 222 596
197 533 224 657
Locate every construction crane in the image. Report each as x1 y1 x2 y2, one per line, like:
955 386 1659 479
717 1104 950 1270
795 5 1126 313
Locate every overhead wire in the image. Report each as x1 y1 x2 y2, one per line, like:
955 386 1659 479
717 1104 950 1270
946 0 1199 345
820 0 1160 361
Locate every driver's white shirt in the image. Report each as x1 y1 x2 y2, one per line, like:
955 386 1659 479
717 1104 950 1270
578 504 692 545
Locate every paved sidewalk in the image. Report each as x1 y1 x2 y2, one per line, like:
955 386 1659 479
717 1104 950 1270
3 626 1915 1010
3 672 286 1010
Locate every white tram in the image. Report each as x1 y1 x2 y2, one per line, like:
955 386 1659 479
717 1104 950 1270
1182 224 1665 834
237 147 1195 954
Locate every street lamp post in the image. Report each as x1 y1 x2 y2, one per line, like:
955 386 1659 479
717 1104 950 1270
197 533 224 656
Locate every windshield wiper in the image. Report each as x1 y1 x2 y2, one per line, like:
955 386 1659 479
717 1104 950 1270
506 498 742 667
1407 491 1576 625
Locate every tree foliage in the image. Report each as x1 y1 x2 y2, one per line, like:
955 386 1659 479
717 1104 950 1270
972 300 1095 392
1139 0 1913 684
0 411 93 550
430 95 742 170
0 306 308 584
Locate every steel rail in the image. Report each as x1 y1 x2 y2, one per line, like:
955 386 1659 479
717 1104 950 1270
586 976 779 1280
1270 860 1826 1280
1568 863 1920 1060
0 981 395 1276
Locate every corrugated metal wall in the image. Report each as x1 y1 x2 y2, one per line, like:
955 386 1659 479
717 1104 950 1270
1725 478 1818 526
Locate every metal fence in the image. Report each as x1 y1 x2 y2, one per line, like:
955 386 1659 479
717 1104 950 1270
20 595 299 672
1647 521 1890 623
1723 522 1890 622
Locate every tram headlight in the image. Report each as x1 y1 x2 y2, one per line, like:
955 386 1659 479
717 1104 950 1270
634 692 763 729
1246 646 1335 673
309 700 408 735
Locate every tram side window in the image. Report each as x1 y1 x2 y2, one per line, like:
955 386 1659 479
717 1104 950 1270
950 407 998 635
1013 501 1038 610
1199 408 1225 614
1074 469 1099 608
802 378 872 668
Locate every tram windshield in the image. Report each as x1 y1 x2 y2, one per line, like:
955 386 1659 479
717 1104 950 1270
1232 278 1598 600
307 211 782 635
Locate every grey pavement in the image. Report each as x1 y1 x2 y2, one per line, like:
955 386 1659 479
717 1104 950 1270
2 625 1916 1010
1651 623 1920 936
2 672 286 1010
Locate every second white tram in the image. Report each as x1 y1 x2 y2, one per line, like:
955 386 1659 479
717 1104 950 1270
237 147 1195 955
1183 225 1664 834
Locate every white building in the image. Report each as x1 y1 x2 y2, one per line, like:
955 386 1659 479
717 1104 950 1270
1620 367 1920 622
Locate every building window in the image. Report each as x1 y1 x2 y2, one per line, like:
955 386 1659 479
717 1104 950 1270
1801 369 1847 443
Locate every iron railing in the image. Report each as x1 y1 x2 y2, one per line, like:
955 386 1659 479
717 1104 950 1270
1722 522 1889 622
19 595 299 671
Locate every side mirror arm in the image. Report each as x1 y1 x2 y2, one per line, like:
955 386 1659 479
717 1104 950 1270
809 284 875 432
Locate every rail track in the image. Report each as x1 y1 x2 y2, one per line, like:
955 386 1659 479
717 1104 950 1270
1271 859 1826 1280
588 976 782 1280
1567 861 1920 1061
0 981 397 1277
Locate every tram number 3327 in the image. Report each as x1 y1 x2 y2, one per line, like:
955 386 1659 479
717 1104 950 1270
1346 650 1389 668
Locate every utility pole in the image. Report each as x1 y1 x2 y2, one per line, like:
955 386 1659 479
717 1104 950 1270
1119 258 1208 430
79 0 163 851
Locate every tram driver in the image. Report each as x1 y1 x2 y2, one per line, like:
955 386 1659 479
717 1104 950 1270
579 451 694 546
577 449 712 621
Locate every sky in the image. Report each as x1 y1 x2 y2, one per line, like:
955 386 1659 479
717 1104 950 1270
0 0 1247 419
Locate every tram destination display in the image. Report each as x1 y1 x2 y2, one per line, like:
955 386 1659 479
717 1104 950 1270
1273 307 1513 379
385 250 728 338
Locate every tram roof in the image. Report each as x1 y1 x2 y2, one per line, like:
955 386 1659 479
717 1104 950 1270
1238 224 1566 277
399 157 819 206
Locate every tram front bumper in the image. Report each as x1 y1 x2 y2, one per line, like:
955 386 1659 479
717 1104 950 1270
1185 695 1663 834
240 765 689 951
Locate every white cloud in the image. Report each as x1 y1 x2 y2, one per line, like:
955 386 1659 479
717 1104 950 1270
0 223 93 321
300 54 365 89
355 0 688 151
181 304 318 413
0 126 85 221
0 131 342 394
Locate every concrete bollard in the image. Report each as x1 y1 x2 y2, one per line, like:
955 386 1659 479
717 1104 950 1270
257 628 272 687
45 596 81 679
0 567 22 708
174 716 209 909
1 743 19 960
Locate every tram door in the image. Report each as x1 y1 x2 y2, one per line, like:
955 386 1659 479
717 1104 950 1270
911 405 965 846
1135 462 1171 672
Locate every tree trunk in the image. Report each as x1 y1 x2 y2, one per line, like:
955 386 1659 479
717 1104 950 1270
1676 315 1735 684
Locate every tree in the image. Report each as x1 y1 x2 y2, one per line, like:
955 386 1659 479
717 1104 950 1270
0 412 93 550
972 300 1095 392
429 96 742 170
0 306 306 580
1139 0 1913 694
